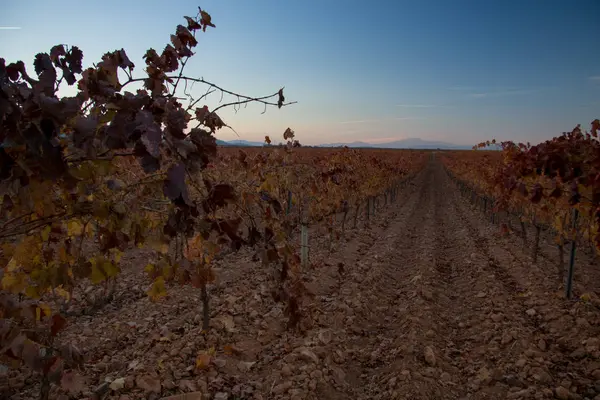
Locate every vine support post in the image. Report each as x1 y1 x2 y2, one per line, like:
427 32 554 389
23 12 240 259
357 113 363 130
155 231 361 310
519 215 527 246
532 214 541 264
565 208 579 299
286 190 293 215
341 200 349 235
201 282 210 331
300 219 309 268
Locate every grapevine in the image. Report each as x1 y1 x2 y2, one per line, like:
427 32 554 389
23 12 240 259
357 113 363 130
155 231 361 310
441 120 600 296
0 7 424 398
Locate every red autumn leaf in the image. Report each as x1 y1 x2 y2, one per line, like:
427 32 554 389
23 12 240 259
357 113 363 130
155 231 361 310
60 371 87 394
50 314 67 336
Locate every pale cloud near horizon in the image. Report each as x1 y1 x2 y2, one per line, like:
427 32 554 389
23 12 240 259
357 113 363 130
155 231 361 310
590 76 600 82
336 117 419 125
366 137 404 143
395 104 438 108
467 89 534 98
448 86 535 98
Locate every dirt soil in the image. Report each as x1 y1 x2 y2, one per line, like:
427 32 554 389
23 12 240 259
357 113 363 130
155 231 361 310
5 157 600 400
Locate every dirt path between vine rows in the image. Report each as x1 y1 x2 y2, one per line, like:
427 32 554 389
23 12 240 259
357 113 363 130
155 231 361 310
5 157 600 400
314 157 600 400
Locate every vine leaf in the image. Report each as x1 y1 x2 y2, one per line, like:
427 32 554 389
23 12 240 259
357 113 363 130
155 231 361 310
163 163 191 207
50 314 67 336
277 88 285 109
203 183 236 212
60 371 87 394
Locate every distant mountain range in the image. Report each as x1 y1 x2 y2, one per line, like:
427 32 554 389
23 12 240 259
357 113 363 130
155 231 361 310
216 139 265 147
216 137 477 150
317 138 474 149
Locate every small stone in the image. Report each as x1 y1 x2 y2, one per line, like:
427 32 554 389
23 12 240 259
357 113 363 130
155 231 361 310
213 358 226 368
109 378 126 391
310 370 323 380
297 348 319 364
162 379 175 390
238 361 256 372
586 337 600 352
526 309 536 316
318 330 332 345
178 379 196 392
531 368 552 384
555 386 571 400
421 289 434 301
515 359 527 368
570 348 586 360
491 313 503 322
281 364 292 377
424 346 436 366
388 376 397 388
501 332 514 345
538 339 547 351
135 375 161 393
272 381 292 395
331 366 346 385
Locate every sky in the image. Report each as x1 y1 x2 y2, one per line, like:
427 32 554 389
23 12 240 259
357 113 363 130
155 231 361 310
2 0 600 146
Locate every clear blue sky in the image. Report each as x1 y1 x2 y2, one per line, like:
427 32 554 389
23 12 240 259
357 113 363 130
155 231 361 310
2 0 599 146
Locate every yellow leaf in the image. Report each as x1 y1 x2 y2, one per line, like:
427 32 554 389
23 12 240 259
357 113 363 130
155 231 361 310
25 285 40 299
90 263 106 284
55 287 71 302
6 258 18 272
580 293 592 302
58 246 69 263
41 225 52 241
149 240 170 254
195 352 211 370
32 255 41 266
111 249 124 264
147 277 167 302
145 263 156 274
39 303 51 319
2 244 14 259
102 260 120 278
93 160 113 177
67 220 83 237
1 272 26 293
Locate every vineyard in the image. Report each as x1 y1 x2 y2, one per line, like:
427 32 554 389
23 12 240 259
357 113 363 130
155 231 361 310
2 6 600 400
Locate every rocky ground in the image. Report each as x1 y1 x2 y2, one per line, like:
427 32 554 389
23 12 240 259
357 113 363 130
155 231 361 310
4 157 600 400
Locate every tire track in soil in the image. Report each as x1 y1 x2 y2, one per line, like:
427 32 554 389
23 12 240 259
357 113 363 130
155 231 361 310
334 159 459 399
361 157 522 399
333 157 586 400
427 162 537 399
446 169 600 399
208 168 428 400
